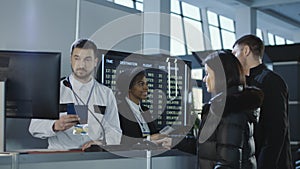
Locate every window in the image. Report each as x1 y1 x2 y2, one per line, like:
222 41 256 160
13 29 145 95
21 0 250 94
191 68 203 80
268 33 275 45
275 35 285 45
286 39 294 44
267 32 293 45
182 2 201 20
113 0 134 8
209 26 222 49
108 0 143 11
220 15 235 31
221 30 235 49
207 10 236 50
170 13 186 55
207 10 218 26
135 0 143 11
191 68 204 116
171 0 180 14
256 28 263 41
170 0 204 56
192 87 203 111
184 18 205 54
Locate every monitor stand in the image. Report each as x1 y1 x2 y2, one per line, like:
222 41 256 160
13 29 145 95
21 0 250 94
0 81 5 152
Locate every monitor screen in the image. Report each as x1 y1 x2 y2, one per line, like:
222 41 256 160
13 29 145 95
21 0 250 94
0 50 61 119
97 50 193 130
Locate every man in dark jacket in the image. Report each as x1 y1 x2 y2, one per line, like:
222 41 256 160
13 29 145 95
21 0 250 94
232 34 293 169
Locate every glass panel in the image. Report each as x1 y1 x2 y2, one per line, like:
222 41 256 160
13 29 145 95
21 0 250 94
171 0 181 14
207 10 218 26
219 15 234 31
114 0 134 8
268 33 275 45
286 40 294 44
182 2 200 20
256 28 263 40
275 35 285 45
221 30 235 50
184 18 205 54
209 26 222 50
171 14 186 55
136 2 143 11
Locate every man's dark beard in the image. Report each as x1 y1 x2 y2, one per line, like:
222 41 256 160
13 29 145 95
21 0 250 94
71 67 93 82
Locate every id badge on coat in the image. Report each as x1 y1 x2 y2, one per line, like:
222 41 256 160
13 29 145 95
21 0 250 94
73 124 88 135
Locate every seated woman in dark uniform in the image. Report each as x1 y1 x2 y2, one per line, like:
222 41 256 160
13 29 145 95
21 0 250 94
115 67 171 148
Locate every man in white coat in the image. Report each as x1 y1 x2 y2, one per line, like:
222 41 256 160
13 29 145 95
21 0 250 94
29 39 122 150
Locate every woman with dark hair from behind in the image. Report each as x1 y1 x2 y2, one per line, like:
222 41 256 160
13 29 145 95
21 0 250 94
197 50 264 169
116 67 171 148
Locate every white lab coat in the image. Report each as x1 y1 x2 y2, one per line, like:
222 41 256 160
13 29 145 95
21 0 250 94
29 74 122 150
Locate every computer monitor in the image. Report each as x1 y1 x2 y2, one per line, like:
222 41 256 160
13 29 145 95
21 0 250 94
97 49 193 130
0 50 61 119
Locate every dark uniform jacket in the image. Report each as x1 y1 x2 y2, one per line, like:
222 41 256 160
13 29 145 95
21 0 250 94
198 86 263 169
247 64 293 169
118 98 158 145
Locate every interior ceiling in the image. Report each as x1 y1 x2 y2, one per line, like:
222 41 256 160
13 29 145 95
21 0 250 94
226 0 300 28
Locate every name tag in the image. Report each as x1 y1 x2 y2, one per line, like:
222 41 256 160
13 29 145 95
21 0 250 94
73 124 88 135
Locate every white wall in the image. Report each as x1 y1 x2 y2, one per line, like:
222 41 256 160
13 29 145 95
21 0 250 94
79 0 143 55
0 0 142 77
0 0 77 77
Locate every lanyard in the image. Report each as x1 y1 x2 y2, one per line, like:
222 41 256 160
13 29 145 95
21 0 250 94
136 108 147 131
125 97 150 135
67 77 95 105
136 107 150 135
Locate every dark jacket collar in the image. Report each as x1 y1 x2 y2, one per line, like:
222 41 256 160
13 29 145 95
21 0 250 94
225 86 263 112
249 63 267 77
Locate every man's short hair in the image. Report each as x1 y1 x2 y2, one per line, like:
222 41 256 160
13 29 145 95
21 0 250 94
70 39 98 58
233 34 265 60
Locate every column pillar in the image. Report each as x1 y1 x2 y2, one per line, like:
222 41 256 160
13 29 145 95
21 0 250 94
143 0 170 55
235 7 257 39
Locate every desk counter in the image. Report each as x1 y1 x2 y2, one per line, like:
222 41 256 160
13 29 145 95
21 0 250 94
0 149 196 169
